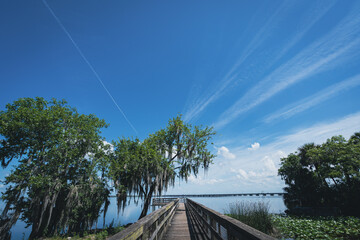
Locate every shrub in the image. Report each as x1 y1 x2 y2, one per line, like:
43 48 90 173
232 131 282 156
95 230 108 240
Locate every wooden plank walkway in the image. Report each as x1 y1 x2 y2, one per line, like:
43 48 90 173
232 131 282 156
111 199 275 240
163 203 191 240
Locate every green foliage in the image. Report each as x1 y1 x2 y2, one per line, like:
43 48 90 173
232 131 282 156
110 115 215 219
0 99 214 238
225 201 273 234
38 223 124 240
0 97 111 239
272 215 360 239
278 132 360 216
94 230 107 240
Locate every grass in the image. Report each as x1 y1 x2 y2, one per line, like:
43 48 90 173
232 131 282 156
38 224 125 240
272 215 360 239
224 201 274 234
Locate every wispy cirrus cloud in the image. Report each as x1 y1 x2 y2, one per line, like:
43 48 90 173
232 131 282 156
270 112 360 150
183 1 291 122
214 3 360 129
269 0 337 66
184 0 336 123
264 74 360 123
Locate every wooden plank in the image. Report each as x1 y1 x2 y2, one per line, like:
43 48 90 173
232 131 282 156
163 203 191 240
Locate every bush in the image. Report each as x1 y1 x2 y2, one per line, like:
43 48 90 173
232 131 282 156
94 230 108 240
225 201 273 234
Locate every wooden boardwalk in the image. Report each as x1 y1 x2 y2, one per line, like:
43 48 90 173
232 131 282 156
110 198 275 240
163 203 191 240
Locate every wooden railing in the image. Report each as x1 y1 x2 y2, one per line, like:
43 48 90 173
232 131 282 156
108 199 179 240
186 198 275 240
152 197 178 206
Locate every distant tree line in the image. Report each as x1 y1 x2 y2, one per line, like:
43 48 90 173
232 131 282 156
0 97 215 239
278 133 360 217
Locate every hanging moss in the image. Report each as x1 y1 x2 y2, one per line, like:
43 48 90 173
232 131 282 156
0 97 111 239
110 115 215 219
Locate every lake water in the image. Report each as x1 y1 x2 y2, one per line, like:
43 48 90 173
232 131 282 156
2 196 286 239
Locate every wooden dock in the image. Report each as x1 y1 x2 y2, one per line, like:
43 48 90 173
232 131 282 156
163 200 275 240
163 203 191 240
109 198 276 240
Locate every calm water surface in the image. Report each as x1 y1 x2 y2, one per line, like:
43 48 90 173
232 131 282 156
1 196 285 239
189 196 286 214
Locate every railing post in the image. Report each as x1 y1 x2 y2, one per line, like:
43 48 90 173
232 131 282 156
155 219 158 240
218 221 221 237
210 218 215 240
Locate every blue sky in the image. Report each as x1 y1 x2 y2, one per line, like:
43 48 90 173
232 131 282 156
1 0 360 194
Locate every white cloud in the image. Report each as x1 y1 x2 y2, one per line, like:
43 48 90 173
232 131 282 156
235 169 248 180
217 146 236 159
85 140 114 159
262 156 277 174
103 140 114 152
234 153 281 183
166 112 360 194
248 142 260 151
188 175 224 185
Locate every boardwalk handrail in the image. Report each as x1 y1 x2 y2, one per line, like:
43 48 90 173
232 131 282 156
108 198 179 240
152 197 178 205
186 198 275 240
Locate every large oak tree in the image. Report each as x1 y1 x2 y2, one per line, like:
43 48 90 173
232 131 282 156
0 97 111 239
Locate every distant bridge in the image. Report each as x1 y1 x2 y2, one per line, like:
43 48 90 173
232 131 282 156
110 193 284 199
110 193 284 198
160 192 284 198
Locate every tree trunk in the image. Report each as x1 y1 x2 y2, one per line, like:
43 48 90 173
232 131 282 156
138 186 155 220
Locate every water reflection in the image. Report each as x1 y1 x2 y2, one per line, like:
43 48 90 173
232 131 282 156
4 197 151 240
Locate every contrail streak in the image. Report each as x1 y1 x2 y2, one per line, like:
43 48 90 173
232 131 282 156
42 0 138 134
